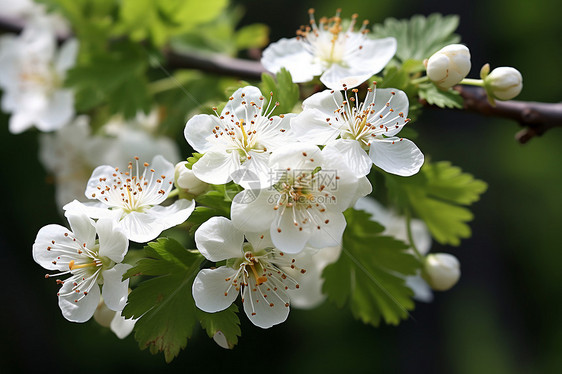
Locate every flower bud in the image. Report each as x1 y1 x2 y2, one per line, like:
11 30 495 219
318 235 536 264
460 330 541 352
424 253 460 291
174 161 209 196
425 44 471 89
484 66 523 101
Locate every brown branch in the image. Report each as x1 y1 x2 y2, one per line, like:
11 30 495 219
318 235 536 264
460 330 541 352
2 16 561 144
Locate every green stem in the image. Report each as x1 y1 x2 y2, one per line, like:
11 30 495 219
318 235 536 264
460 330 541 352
405 209 424 263
460 78 485 87
167 189 179 199
411 76 429 85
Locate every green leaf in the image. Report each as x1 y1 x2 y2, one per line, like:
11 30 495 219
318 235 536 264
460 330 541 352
260 68 300 114
234 23 270 50
123 238 204 362
372 13 461 62
322 209 420 327
197 304 241 349
418 83 464 109
385 161 488 246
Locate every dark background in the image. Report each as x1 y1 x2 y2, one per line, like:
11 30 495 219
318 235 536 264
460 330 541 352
1 0 561 372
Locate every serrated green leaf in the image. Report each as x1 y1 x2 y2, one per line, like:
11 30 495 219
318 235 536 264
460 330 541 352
418 83 464 109
197 304 241 349
372 13 461 62
186 153 204 170
322 209 420 327
260 68 299 114
123 238 204 362
385 161 488 246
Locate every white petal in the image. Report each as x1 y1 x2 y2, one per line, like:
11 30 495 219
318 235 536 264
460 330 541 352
307 211 346 249
231 189 278 233
184 114 221 153
101 264 131 311
320 64 378 91
268 143 323 172
58 279 100 323
302 89 343 112
192 150 238 185
64 210 96 249
238 151 273 189
347 37 397 77
245 231 275 252
145 198 195 232
192 267 240 313
270 207 310 254
370 138 424 176
195 217 244 262
55 38 78 74
406 275 434 303
35 89 74 131
110 312 136 339
150 155 175 182
223 86 263 120
8 112 34 134
322 139 372 177
291 108 341 145
243 276 290 329
261 38 323 83
63 199 116 220
85 165 117 201
32 224 75 271
411 219 432 255
96 218 128 263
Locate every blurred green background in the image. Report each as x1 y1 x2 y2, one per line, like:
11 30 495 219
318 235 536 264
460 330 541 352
1 0 561 373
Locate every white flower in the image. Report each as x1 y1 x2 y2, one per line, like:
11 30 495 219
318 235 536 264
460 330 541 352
0 19 77 133
425 44 471 89
39 115 181 209
424 253 461 291
354 197 433 302
261 9 396 90
184 86 294 188
0 0 70 35
192 217 310 329
231 143 371 254
292 86 424 177
174 161 209 196
484 66 523 101
94 296 136 339
32 211 130 322
63 155 195 243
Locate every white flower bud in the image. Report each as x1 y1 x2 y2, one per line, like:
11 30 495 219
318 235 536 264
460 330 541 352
484 67 523 101
174 161 208 196
424 253 460 291
425 44 471 89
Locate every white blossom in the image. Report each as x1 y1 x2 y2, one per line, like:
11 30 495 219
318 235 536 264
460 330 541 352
192 217 310 329
261 9 396 90
0 19 77 133
39 114 181 209
174 161 209 196
231 143 371 254
425 44 471 89
292 86 424 177
33 211 130 322
64 155 194 243
93 296 136 339
184 86 294 188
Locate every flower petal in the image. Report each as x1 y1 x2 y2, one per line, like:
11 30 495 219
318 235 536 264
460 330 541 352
223 86 263 120
243 276 290 329
320 64 379 91
110 312 136 339
184 114 221 153
58 278 100 323
270 207 311 254
33 223 76 271
65 210 96 250
370 137 424 176
231 189 278 233
192 267 240 313
97 218 128 263
291 108 341 145
261 38 323 83
145 198 195 234
307 211 346 249
245 231 275 252
195 216 244 262
347 37 397 77
101 264 131 311
322 139 372 177
192 150 238 185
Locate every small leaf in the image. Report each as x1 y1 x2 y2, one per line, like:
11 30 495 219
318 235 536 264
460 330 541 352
260 68 299 114
418 83 464 109
322 209 420 327
197 304 241 349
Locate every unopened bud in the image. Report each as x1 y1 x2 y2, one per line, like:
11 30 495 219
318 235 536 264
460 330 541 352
424 253 460 291
484 66 523 101
425 44 471 89
174 161 208 196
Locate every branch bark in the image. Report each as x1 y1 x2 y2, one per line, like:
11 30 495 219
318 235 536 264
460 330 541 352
2 15 562 143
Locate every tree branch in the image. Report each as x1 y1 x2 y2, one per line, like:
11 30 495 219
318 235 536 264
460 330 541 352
2 15 561 144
